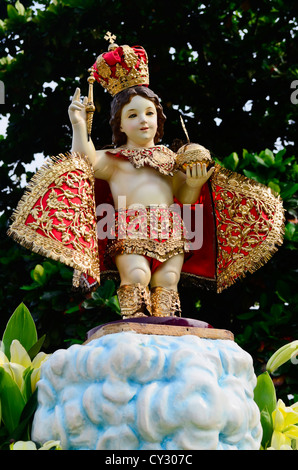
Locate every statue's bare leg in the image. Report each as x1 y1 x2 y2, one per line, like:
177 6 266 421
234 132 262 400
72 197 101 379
150 253 184 317
115 253 151 319
114 253 184 318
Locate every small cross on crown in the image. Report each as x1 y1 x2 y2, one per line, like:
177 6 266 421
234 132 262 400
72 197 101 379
104 31 117 44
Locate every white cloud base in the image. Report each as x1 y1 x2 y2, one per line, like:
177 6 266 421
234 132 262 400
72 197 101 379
32 332 262 450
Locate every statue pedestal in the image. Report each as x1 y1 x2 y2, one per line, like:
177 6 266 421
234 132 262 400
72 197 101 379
32 319 262 450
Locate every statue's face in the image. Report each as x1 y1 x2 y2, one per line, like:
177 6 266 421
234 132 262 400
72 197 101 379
120 95 158 148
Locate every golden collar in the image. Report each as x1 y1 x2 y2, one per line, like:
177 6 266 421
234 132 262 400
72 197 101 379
107 145 177 176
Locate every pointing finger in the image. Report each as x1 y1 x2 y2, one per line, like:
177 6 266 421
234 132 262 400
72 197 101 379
72 87 81 102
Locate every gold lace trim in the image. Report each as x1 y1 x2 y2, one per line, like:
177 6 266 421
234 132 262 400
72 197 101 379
7 153 100 287
107 238 186 263
211 165 285 292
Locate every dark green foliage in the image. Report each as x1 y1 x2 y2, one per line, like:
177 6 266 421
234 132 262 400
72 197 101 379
0 0 297 401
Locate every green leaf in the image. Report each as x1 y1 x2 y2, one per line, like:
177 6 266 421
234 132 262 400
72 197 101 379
275 280 290 302
270 303 283 321
42 261 59 276
10 389 38 443
0 368 25 435
22 367 33 403
281 183 298 200
31 264 47 285
242 148 253 161
258 320 271 335
274 148 287 165
6 3 26 24
64 305 80 314
260 149 275 167
20 387 38 426
0 19 6 33
20 282 40 291
237 311 257 320
253 154 268 167
106 296 121 314
27 334 46 361
254 371 276 416
268 181 281 194
7 5 19 20
2 303 37 359
243 169 263 183
90 291 104 302
259 408 273 449
15 1 25 16
100 279 116 298
223 152 239 170
254 371 276 449
285 222 298 242
243 324 253 340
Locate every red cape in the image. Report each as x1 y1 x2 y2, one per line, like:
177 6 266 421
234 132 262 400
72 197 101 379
8 153 284 293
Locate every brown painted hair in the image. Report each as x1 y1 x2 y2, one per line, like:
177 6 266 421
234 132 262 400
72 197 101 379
109 86 166 146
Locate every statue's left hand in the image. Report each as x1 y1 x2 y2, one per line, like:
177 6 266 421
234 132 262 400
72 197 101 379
185 163 215 188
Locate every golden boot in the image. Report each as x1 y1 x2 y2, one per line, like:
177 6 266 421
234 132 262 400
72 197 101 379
117 283 151 319
150 286 181 317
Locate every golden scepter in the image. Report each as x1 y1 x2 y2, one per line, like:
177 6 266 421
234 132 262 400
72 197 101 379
85 33 118 140
180 115 191 143
86 66 96 140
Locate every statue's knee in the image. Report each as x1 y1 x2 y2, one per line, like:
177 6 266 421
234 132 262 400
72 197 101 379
116 254 151 286
153 269 180 290
128 266 151 286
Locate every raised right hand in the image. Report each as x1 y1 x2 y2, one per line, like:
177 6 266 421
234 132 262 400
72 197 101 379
68 88 88 126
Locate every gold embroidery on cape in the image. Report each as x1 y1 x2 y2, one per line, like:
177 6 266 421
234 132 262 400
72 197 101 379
7 153 100 287
211 164 284 293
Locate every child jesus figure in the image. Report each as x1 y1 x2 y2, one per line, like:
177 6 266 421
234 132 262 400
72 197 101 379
68 41 214 319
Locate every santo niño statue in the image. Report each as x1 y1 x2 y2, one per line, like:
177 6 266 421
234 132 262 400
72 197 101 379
8 33 285 320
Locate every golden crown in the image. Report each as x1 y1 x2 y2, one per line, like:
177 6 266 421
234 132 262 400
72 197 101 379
91 32 149 97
